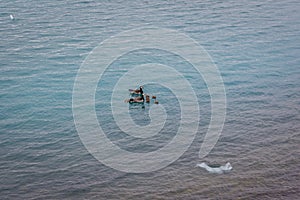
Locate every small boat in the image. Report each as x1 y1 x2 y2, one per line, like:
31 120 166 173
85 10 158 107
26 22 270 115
129 99 144 104
125 97 144 103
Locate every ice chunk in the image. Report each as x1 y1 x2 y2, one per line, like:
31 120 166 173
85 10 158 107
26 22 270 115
197 162 232 174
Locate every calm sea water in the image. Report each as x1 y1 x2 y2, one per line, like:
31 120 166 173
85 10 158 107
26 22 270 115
1 0 299 199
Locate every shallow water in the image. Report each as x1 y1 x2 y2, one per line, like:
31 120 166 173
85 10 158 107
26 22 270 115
1 0 299 199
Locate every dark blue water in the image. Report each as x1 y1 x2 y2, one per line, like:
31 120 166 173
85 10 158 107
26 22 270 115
1 0 299 199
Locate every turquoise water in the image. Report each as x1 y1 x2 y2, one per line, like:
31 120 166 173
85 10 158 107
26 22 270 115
1 0 299 199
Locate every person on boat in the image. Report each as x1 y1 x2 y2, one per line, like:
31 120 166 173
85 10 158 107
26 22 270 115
126 96 144 103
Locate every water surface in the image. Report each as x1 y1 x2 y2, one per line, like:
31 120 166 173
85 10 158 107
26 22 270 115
0 0 299 199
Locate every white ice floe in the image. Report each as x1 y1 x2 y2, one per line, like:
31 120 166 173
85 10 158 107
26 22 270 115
197 162 232 174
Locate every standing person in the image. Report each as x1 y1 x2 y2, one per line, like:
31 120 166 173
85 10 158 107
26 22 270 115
139 86 144 101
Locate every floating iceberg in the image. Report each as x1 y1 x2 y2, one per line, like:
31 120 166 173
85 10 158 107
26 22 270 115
197 162 232 174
